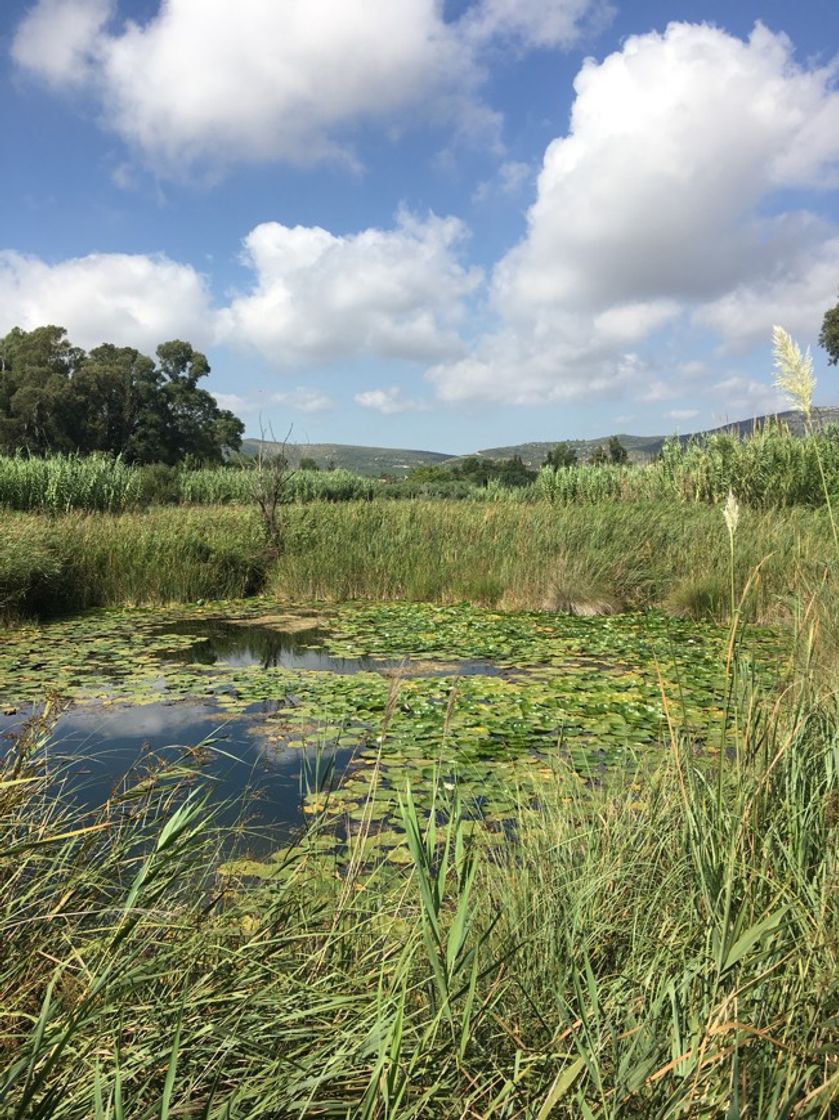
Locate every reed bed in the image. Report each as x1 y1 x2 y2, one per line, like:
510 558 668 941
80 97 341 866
2 424 839 513
0 453 143 513
1 501 836 628
180 465 382 504
0 659 836 1117
535 425 839 507
0 506 266 618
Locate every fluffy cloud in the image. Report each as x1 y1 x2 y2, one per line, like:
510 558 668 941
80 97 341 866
11 0 109 85
707 376 786 417
214 388 335 415
217 212 481 367
354 387 428 414
472 160 533 203
12 0 607 172
0 210 477 371
270 388 334 413
431 22 839 406
695 236 839 353
461 0 614 50
0 250 214 352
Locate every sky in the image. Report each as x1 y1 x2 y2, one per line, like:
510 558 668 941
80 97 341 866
1 0 838 454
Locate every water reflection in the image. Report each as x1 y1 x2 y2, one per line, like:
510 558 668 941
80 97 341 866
0 699 354 847
160 621 399 672
158 620 506 677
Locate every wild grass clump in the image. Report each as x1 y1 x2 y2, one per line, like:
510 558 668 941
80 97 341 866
270 499 836 622
1 667 836 1117
179 465 383 504
2 499 836 625
0 453 143 513
0 506 267 618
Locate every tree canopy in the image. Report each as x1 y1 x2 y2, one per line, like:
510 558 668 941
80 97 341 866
819 292 839 366
590 436 628 465
0 326 244 464
543 442 578 469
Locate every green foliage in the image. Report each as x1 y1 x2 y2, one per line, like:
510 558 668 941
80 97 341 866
543 441 578 469
0 625 836 1115
405 456 537 489
0 453 143 513
2 423 839 512
0 507 266 617
589 435 628 465
535 423 839 508
179 465 380 504
608 434 628 463
819 290 839 366
5 496 833 624
0 327 244 464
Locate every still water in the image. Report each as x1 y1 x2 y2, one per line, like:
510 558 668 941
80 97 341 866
0 620 504 843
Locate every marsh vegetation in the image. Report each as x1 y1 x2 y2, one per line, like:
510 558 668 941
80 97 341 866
1 334 838 1115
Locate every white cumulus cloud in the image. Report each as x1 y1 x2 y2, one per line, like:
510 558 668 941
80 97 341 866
354 387 429 415
430 21 839 406
0 210 478 372
461 0 614 50
12 0 111 85
214 388 335 416
270 388 334 413
0 250 214 352
218 212 481 367
11 0 608 173
694 235 839 353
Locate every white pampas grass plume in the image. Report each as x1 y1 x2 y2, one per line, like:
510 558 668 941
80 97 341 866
772 325 815 422
723 489 739 537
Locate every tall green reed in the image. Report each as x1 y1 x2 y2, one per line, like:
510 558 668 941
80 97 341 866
1 652 836 1117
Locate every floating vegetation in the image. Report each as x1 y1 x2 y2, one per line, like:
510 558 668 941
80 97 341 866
0 598 785 860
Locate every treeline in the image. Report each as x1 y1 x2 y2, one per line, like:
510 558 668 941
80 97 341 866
0 326 243 464
404 454 538 488
402 437 629 488
3 422 839 512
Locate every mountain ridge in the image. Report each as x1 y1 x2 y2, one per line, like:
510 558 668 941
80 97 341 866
241 407 839 475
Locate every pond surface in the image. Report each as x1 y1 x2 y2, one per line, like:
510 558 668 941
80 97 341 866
158 618 507 677
0 698 355 848
0 599 783 859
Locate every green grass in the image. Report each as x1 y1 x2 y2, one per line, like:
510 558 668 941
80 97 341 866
3 423 839 512
1 483 838 1116
1 659 836 1117
0 453 144 512
2 500 836 628
0 506 267 618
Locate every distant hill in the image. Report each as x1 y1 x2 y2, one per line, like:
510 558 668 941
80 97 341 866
449 408 839 468
241 408 839 475
240 440 454 477
447 433 662 468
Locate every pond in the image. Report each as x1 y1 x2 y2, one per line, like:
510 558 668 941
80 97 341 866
0 599 783 858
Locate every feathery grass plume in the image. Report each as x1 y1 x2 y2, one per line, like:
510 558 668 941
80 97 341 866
723 488 739 538
722 489 740 621
773 325 815 422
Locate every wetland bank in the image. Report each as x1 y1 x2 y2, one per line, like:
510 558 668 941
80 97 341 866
2 491 838 1118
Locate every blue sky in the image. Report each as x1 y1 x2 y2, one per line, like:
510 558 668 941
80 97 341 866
1 0 838 453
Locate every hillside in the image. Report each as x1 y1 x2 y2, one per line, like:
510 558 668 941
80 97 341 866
240 440 454 477
450 433 662 468
453 408 839 468
241 408 839 474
